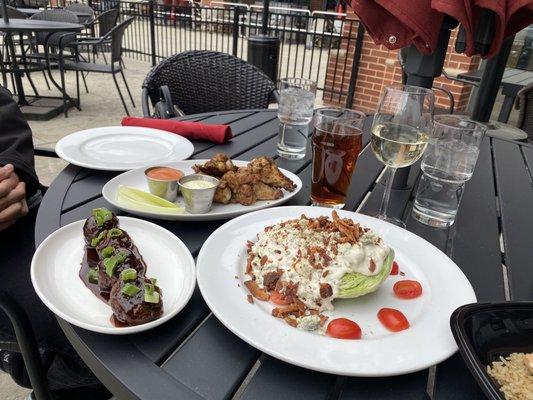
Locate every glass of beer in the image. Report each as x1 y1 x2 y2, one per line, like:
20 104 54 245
311 108 366 208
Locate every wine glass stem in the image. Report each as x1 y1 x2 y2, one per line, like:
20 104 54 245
378 167 397 219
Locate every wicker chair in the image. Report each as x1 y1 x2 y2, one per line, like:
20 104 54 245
65 2 95 25
142 50 277 116
29 9 79 48
516 83 533 143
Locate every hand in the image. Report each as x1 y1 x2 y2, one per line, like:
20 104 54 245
0 164 29 231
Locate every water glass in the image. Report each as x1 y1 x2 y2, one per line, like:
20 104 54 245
311 108 365 208
412 115 486 228
277 78 317 160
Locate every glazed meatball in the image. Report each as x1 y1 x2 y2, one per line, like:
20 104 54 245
97 247 147 293
83 208 118 246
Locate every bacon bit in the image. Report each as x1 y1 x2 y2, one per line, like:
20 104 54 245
400 271 405 276
369 258 376 273
284 317 298 327
272 304 300 318
260 255 268 266
246 256 253 274
322 270 330 278
244 280 270 301
319 315 329 327
320 283 333 298
247 295 254 304
331 244 338 256
246 240 254 253
234 275 238 279
262 269 283 291
332 210 362 243
274 249 282 254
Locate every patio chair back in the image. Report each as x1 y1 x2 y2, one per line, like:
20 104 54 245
142 50 276 115
65 2 95 24
516 83 533 142
29 9 78 47
96 8 119 38
0 5 27 19
108 17 134 64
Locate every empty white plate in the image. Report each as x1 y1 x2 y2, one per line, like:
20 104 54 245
55 126 194 171
31 217 196 335
197 206 477 376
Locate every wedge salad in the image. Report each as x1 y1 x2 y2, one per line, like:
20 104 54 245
244 211 397 335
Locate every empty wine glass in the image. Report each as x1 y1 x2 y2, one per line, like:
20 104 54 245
370 85 435 227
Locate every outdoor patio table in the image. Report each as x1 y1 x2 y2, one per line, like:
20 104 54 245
15 8 93 19
458 67 533 123
35 109 533 400
0 19 82 118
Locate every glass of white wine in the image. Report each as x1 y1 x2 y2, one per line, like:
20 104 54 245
370 85 435 227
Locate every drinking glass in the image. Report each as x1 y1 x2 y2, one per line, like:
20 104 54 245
370 85 435 227
412 115 486 228
277 78 317 160
311 108 366 208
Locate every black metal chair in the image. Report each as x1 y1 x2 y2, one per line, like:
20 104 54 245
142 50 277 116
65 3 95 25
57 16 135 116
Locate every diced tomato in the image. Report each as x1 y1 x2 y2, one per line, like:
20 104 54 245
270 290 291 305
326 318 362 340
393 280 423 299
377 308 410 332
390 261 399 275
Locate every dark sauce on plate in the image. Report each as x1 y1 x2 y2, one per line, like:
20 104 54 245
79 247 110 302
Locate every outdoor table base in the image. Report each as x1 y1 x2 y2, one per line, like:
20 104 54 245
35 110 532 400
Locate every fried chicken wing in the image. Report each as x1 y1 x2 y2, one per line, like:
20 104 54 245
248 157 296 191
253 182 283 201
192 153 237 177
221 170 259 206
213 180 232 204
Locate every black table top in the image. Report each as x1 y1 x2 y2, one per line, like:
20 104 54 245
35 109 533 400
0 18 83 32
458 67 533 94
16 7 93 17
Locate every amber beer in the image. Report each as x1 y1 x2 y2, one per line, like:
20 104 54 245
311 108 365 208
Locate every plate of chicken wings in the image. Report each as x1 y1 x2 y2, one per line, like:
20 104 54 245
102 154 303 221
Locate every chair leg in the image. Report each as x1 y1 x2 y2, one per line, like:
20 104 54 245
42 70 51 90
59 62 68 118
0 292 53 400
102 52 108 65
112 73 129 116
75 70 80 110
119 69 135 108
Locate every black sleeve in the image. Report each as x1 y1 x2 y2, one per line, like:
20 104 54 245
0 86 39 198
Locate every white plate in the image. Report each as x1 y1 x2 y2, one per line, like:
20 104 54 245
55 126 194 171
31 217 196 335
196 206 477 376
102 160 303 221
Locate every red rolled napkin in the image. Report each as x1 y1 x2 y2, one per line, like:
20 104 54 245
121 117 233 144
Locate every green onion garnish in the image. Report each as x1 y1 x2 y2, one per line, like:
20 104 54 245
150 278 157 286
101 246 114 258
104 251 128 277
144 289 160 304
91 230 107 247
107 228 123 238
120 268 137 282
92 208 113 227
87 268 98 284
121 283 140 297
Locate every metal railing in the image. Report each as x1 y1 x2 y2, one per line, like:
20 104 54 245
58 0 364 106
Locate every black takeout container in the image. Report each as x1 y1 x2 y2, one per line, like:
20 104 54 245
450 302 533 400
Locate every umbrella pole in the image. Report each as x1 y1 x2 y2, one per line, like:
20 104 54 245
470 36 514 122
2 0 9 23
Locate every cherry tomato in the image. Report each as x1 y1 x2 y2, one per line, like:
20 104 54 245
377 308 410 332
270 290 291 305
393 280 423 299
390 261 399 275
326 318 362 340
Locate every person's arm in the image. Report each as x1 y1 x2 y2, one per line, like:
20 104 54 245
0 86 39 199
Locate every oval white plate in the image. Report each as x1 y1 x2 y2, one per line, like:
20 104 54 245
102 160 303 221
31 217 196 335
55 126 194 171
197 206 477 376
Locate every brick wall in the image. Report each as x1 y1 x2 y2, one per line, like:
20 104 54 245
324 13 481 113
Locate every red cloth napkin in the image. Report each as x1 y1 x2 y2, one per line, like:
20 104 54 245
121 117 233 144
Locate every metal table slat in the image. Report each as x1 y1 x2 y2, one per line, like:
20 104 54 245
340 371 430 400
492 139 533 301
63 171 118 211
161 316 260 400
433 354 487 399
240 356 337 400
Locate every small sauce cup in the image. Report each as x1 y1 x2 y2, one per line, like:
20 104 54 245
178 174 219 214
144 166 184 202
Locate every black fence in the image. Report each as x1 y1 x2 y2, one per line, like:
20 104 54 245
62 0 364 105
